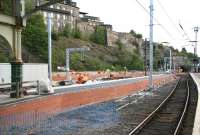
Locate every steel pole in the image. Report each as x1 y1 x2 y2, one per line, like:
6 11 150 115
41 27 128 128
66 49 70 80
194 27 199 56
169 49 172 73
144 39 147 76
149 0 154 89
194 27 199 72
47 13 52 85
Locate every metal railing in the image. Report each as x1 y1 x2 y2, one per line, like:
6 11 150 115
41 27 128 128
0 80 41 97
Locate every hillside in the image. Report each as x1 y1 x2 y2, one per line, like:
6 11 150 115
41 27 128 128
0 34 196 72
52 37 144 71
0 14 196 72
0 36 144 71
0 13 144 71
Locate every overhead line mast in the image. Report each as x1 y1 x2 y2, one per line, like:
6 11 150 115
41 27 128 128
149 0 154 89
194 26 199 56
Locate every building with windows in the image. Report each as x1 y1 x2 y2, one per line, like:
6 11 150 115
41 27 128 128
40 0 80 31
35 0 143 47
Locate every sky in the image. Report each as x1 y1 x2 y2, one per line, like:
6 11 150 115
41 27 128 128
75 0 200 55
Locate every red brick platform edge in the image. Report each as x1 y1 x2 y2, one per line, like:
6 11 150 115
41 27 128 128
0 75 175 116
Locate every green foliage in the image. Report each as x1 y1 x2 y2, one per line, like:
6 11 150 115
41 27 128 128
52 46 65 70
52 31 59 41
130 30 143 39
90 26 106 45
113 49 144 70
25 0 34 13
62 23 71 38
62 23 82 39
0 47 12 62
72 27 82 39
70 53 111 71
0 35 12 62
1 0 34 15
130 30 136 37
1 0 12 15
129 54 144 70
116 39 123 50
181 47 187 53
0 53 9 62
136 33 142 39
22 14 48 62
177 48 197 60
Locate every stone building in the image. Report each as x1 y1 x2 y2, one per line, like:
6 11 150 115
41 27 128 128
36 0 144 49
77 13 103 36
37 0 80 32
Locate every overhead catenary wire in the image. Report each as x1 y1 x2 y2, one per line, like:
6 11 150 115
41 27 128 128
156 0 192 42
135 0 176 41
156 0 182 34
179 22 192 41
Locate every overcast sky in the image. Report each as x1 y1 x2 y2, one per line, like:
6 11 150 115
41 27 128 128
75 0 200 55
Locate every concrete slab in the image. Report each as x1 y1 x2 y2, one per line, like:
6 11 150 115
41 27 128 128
190 73 200 135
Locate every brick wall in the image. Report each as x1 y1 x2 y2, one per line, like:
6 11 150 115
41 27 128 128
0 75 176 116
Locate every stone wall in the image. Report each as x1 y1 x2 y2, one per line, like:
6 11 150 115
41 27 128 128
42 2 80 32
39 0 144 51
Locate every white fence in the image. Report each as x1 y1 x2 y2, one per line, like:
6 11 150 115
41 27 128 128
0 63 48 84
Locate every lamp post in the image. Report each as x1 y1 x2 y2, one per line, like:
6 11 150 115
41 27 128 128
47 13 52 86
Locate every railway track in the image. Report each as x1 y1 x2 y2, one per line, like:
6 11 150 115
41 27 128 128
129 75 192 135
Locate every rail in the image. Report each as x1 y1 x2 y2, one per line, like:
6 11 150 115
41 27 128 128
174 79 190 134
129 77 190 135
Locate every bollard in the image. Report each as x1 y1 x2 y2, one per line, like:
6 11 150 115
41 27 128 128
37 80 40 95
16 82 20 99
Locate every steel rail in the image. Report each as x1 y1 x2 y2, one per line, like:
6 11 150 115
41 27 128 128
174 79 190 135
129 78 180 135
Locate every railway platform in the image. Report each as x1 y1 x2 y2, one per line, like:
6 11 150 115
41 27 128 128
190 73 200 135
1 73 199 135
0 74 175 134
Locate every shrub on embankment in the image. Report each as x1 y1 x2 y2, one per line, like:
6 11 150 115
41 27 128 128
0 14 196 72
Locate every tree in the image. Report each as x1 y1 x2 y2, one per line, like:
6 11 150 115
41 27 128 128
136 33 143 39
90 26 106 45
52 31 59 40
22 14 48 61
130 30 136 37
72 27 82 39
181 47 187 53
62 23 71 38
116 39 123 50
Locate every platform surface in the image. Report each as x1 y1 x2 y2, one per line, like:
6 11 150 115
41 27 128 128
190 73 200 135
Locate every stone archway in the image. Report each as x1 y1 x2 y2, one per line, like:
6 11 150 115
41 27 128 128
0 14 22 62
0 34 13 62
0 13 23 98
